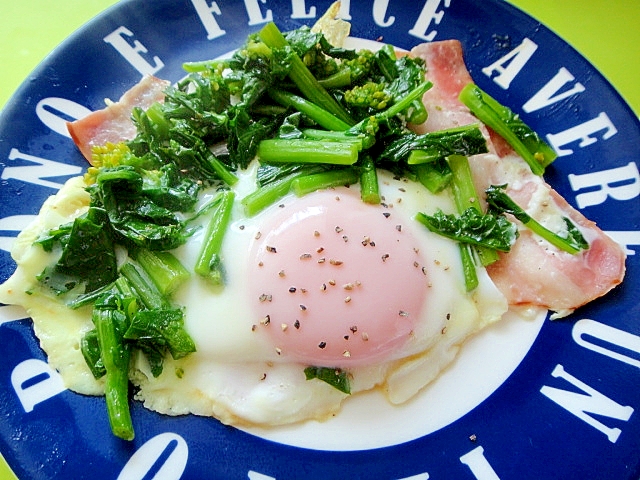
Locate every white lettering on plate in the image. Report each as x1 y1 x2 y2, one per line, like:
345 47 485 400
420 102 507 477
291 0 316 19
398 473 430 480
336 0 352 20
573 319 640 369
244 0 273 25
247 472 276 480
567 161 640 209
118 432 188 480
605 230 640 256
0 214 37 253
35 97 92 137
546 112 618 156
522 67 585 113
190 0 227 40
0 305 29 325
408 0 451 42
540 364 633 443
11 358 66 413
459 446 501 480
103 26 165 76
482 37 538 89
2 148 82 189
373 0 395 28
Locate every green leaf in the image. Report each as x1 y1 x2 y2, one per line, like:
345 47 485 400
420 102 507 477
304 366 351 394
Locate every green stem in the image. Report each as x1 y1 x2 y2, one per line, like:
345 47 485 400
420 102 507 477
359 156 380 204
291 168 359 196
119 262 168 310
242 170 307 216
459 83 554 175
259 22 355 125
195 190 235 285
208 154 238 186
301 128 365 150
133 249 190 296
447 155 499 266
92 296 134 441
257 139 359 165
269 90 351 131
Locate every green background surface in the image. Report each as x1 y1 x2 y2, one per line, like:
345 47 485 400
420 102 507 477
0 1 638 478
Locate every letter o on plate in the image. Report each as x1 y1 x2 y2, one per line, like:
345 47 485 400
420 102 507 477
117 432 189 480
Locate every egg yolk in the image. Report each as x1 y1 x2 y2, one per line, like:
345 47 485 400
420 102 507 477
249 188 430 368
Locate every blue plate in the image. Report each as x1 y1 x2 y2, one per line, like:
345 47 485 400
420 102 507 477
1 0 639 478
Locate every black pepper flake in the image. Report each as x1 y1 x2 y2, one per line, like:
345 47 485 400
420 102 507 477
399 310 409 317
317 247 324 253
382 253 390 262
342 235 348 242
469 434 477 442
396 225 402 232
294 319 300 329
259 294 272 302
383 212 391 218
289 287 297 293
446 313 451 320
299 304 307 311
266 245 277 253
335 226 343 233
275 347 282 355
344 335 350 340
422 266 427 276
260 373 267 380
261 315 271 325
350 325 358 333
279 270 286 277
362 236 370 246
300 253 312 260
318 341 327 349
255 232 262 240
318 257 326 264
370 241 376 247
239 225 245 230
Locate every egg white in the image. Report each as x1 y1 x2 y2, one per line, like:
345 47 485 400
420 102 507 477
0 160 511 430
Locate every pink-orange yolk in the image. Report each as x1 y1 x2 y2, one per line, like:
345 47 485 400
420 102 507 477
249 188 430 368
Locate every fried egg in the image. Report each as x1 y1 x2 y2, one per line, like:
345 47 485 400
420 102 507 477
0 160 510 429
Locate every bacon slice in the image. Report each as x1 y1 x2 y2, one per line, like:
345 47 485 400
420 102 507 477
67 75 170 163
410 40 626 313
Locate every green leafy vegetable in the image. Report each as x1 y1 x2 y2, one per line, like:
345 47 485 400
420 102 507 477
485 184 588 254
304 366 351 394
36 207 117 296
415 207 517 252
459 83 557 175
